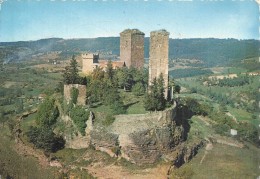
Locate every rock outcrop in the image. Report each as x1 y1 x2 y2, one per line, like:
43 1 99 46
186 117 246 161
65 101 204 166
89 102 191 164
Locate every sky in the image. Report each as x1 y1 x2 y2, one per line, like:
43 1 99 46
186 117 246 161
0 0 259 42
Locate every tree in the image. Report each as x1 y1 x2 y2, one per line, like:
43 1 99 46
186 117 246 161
132 82 145 96
175 85 181 94
63 55 80 84
144 74 166 111
26 126 65 152
70 87 79 104
105 60 114 81
36 97 59 127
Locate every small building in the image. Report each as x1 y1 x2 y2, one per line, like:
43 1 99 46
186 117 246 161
230 129 238 136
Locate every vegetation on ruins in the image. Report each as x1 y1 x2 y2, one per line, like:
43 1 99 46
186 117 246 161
26 97 65 152
144 74 167 111
70 87 79 104
70 105 90 135
36 97 59 127
27 126 65 152
63 55 87 85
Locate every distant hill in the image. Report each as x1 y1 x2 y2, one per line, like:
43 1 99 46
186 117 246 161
0 37 259 67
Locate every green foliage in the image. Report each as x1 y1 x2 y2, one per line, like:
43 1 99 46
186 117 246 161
132 82 145 96
144 74 166 111
63 55 80 84
169 68 213 78
237 122 258 143
184 97 211 116
111 100 126 115
70 106 90 135
214 123 230 135
26 126 65 152
218 76 250 87
175 84 181 94
36 97 59 127
102 114 115 126
105 60 114 80
70 87 79 104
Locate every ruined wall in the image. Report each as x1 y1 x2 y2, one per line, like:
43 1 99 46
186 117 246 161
64 84 87 105
149 30 170 98
90 103 181 164
120 29 144 69
82 53 99 74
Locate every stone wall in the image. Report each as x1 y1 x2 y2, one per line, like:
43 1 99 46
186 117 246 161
120 29 144 69
64 84 86 105
90 103 182 164
149 29 170 98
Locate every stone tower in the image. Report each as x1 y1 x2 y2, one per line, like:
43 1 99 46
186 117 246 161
120 29 145 69
82 53 99 74
149 30 170 98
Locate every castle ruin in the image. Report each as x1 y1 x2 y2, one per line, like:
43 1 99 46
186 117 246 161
120 29 145 69
149 30 170 98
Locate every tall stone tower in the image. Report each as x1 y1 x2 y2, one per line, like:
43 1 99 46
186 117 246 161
120 29 145 69
149 30 170 98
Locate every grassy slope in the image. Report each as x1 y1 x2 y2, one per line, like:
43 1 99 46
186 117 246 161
0 126 58 178
172 115 260 179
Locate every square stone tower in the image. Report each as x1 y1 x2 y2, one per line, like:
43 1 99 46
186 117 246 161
82 53 99 74
149 30 170 98
120 29 145 69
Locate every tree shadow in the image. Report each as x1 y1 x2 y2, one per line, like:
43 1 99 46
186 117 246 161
124 101 139 110
174 102 193 141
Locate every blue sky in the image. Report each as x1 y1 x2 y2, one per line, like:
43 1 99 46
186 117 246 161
0 0 259 42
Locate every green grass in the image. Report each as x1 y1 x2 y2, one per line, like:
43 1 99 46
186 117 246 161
227 106 252 121
0 126 59 178
120 90 146 114
21 112 37 132
188 116 214 141
178 143 260 179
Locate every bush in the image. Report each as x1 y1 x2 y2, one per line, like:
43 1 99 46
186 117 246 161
214 123 230 135
132 82 145 96
102 114 115 126
70 106 90 135
237 122 258 144
26 126 65 152
36 97 59 127
111 101 126 115
70 87 79 104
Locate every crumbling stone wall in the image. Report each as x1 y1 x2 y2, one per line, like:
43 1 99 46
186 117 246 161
64 84 86 105
120 29 144 69
149 29 170 98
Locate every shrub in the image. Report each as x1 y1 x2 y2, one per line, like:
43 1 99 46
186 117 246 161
214 123 230 135
102 114 115 126
70 87 79 104
36 97 59 127
132 82 145 96
70 106 90 135
26 126 65 152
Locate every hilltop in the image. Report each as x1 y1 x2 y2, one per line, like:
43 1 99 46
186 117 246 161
1 37 259 67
